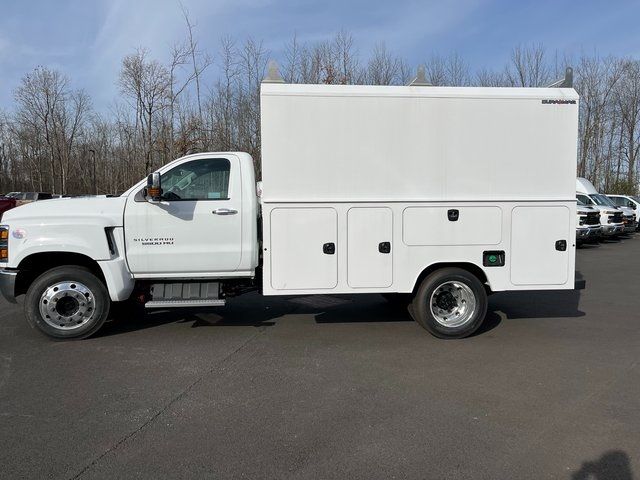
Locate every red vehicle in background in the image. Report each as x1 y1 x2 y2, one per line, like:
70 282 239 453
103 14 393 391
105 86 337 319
0 196 17 220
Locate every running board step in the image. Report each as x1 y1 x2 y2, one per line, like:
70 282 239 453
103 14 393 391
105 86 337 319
145 299 226 309
147 281 224 309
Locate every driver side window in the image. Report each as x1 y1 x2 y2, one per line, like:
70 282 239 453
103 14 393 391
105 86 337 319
161 158 230 201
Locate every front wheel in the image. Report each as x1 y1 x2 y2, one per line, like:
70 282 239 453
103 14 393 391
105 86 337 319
411 268 487 339
24 266 110 340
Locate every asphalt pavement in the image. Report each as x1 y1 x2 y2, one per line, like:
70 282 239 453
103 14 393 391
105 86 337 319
0 236 638 479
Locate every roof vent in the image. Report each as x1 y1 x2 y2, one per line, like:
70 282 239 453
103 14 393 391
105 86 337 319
547 67 573 88
408 65 432 86
263 60 284 83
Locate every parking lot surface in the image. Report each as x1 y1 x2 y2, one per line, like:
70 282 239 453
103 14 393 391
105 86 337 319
0 237 639 479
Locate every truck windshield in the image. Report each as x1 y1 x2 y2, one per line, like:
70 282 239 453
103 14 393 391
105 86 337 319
591 194 616 207
577 194 593 205
607 196 627 206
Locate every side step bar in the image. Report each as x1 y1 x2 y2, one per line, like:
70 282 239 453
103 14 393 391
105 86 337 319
146 282 225 309
145 299 226 309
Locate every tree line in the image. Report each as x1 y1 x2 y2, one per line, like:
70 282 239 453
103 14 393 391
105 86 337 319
0 23 639 195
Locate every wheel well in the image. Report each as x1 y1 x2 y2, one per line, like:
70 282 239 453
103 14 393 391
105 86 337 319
412 263 490 295
15 252 106 297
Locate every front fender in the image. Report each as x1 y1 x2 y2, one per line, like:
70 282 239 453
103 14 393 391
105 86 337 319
9 225 134 303
9 222 112 268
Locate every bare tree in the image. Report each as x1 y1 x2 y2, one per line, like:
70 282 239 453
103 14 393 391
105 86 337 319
506 44 552 87
179 3 212 144
13 67 91 194
366 43 400 85
2 30 640 196
118 48 171 173
425 53 471 86
616 60 640 190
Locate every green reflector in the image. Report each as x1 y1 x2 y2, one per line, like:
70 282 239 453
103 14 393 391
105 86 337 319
488 255 497 263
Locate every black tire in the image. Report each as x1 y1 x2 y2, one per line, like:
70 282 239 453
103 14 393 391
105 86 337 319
411 268 487 339
24 266 110 340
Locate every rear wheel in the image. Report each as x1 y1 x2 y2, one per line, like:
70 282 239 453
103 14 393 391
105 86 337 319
24 266 110 340
411 268 487 339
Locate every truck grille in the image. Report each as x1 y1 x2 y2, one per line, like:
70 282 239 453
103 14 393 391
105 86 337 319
609 212 624 224
582 212 600 226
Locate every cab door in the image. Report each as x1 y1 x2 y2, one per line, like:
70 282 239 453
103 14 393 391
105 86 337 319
124 156 242 276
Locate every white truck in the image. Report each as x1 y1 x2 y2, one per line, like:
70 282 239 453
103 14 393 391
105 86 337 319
607 194 640 232
576 201 602 242
0 69 581 340
576 178 629 236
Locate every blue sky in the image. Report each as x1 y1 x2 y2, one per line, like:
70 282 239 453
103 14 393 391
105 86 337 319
1 0 639 111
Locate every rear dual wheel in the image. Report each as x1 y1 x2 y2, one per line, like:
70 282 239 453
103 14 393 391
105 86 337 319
410 268 487 339
24 266 110 340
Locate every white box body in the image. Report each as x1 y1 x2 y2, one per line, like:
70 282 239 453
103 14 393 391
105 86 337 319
260 83 579 295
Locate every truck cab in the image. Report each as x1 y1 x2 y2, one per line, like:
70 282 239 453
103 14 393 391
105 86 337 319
121 152 258 280
0 152 259 338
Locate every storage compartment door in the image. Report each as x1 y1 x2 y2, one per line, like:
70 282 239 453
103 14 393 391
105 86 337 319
510 206 571 286
270 208 338 290
347 207 393 288
403 206 502 246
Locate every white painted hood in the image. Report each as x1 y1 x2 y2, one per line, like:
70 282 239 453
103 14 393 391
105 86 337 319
2 196 126 226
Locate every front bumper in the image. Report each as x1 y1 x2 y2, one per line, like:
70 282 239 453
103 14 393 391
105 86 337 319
577 226 601 239
623 221 638 233
601 223 624 236
0 269 17 303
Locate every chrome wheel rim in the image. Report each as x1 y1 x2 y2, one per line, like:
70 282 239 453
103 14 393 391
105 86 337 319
39 281 96 330
429 281 477 328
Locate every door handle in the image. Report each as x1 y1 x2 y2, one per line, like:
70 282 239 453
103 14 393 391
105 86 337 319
378 242 391 254
323 243 335 255
212 208 237 215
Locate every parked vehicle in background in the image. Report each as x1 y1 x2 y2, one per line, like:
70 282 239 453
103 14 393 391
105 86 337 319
4 192 53 207
607 194 640 231
604 200 637 234
576 200 601 243
576 178 625 237
621 211 638 233
0 196 17 220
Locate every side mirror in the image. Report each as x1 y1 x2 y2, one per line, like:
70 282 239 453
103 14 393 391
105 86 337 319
628 201 636 210
146 172 162 201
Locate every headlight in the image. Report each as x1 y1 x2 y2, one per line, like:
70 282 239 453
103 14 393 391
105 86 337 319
12 228 26 239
